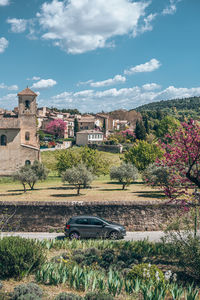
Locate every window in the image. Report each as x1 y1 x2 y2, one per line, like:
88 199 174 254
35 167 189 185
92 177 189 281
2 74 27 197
25 100 30 109
90 218 103 226
0 135 7 146
76 218 89 225
25 131 30 141
25 160 31 165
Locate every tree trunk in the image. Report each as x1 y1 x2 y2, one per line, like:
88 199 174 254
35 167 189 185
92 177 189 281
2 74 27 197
23 183 26 193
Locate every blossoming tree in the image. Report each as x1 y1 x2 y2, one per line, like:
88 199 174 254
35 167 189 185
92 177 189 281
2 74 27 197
45 119 66 139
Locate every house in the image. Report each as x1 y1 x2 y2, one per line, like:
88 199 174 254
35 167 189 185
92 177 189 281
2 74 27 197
0 87 40 176
76 130 104 146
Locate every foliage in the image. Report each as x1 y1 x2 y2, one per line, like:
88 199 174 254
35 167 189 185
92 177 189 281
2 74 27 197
45 119 66 139
136 96 200 116
11 283 43 300
56 147 110 176
62 164 94 195
74 118 79 137
164 233 200 280
0 237 46 279
127 263 165 285
155 116 180 139
84 292 114 300
54 292 82 300
157 120 200 190
124 140 163 171
143 164 178 200
134 120 146 140
13 160 49 191
110 162 138 189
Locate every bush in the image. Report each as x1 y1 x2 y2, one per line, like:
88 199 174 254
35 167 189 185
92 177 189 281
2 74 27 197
0 237 46 279
164 233 200 280
127 263 165 285
84 292 114 300
11 283 43 300
54 292 82 300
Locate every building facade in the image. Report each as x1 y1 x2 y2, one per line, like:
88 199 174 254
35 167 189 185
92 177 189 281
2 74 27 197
0 88 40 176
76 130 104 146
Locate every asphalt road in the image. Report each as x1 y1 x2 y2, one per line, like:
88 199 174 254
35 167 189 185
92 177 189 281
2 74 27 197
0 231 166 242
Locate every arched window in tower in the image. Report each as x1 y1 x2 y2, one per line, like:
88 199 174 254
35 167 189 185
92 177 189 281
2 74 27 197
0 135 7 146
25 100 30 109
25 131 30 141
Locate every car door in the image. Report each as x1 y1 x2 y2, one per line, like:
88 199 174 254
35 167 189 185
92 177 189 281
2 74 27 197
89 218 107 238
75 218 90 237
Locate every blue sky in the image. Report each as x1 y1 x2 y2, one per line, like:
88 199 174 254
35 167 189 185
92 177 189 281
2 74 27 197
0 0 200 113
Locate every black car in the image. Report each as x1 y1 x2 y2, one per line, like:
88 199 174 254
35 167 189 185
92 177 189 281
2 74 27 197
64 215 126 240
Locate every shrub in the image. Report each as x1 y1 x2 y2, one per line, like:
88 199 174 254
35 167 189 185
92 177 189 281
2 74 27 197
84 292 114 300
0 237 46 279
11 283 43 300
127 263 165 285
165 233 200 280
54 292 82 300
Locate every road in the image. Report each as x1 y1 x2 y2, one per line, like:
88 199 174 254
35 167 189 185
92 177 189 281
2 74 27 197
0 231 166 242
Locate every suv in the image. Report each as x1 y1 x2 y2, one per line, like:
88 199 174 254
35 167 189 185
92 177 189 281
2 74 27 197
64 215 126 240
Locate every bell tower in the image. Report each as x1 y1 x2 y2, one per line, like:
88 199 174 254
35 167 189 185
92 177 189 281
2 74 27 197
17 87 39 147
18 87 37 116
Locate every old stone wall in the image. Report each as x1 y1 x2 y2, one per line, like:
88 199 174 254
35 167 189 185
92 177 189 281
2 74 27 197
0 200 183 232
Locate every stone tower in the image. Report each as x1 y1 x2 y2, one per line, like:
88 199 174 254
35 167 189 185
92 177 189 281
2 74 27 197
0 87 40 176
18 87 38 147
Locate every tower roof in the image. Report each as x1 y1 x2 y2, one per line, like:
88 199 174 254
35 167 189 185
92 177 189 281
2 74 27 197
17 87 37 96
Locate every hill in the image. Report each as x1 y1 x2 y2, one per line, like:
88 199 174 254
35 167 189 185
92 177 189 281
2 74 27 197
134 96 200 121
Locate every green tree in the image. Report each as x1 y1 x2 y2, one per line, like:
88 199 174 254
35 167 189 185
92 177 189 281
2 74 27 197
124 140 163 171
135 120 146 140
14 161 48 192
110 162 138 190
62 164 94 195
56 149 81 175
102 118 106 134
56 147 110 176
143 116 149 134
74 118 79 137
155 116 180 139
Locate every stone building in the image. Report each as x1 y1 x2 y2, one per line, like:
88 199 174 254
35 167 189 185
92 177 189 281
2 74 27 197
0 87 40 176
76 130 104 146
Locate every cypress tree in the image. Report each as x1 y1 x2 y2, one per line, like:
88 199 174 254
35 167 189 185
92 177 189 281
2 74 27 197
74 118 79 137
135 120 146 140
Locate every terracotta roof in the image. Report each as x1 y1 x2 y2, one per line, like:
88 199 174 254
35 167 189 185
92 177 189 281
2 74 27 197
17 87 37 96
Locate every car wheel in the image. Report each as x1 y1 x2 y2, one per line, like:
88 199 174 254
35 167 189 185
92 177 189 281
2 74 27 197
109 231 120 240
69 232 80 240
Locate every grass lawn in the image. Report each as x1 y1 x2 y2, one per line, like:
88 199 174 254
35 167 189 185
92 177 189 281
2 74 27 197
0 150 166 202
0 175 165 202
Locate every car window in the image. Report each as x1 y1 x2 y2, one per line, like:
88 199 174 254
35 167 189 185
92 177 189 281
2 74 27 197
76 218 89 225
90 218 103 226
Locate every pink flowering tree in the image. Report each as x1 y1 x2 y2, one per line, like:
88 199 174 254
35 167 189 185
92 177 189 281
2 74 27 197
45 119 66 139
144 120 200 235
121 129 135 142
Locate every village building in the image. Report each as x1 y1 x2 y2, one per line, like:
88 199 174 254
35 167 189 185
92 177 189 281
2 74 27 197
0 87 40 176
76 130 104 146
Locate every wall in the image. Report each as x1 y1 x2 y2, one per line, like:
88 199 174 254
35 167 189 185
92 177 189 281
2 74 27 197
0 200 183 232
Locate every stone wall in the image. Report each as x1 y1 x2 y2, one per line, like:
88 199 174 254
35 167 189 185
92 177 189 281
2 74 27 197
0 200 183 232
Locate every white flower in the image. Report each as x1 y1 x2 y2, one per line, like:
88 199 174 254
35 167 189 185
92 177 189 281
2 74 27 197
164 270 172 281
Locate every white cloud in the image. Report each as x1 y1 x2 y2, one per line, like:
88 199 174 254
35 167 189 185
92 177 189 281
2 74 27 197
0 0 9 6
133 13 157 37
90 75 126 87
36 0 149 54
7 18 27 33
142 83 161 91
31 79 57 89
27 76 41 81
0 37 8 53
40 85 200 113
0 83 18 90
162 0 181 15
124 58 161 75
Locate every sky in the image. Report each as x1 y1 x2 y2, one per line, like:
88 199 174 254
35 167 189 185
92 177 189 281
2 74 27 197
0 0 200 113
